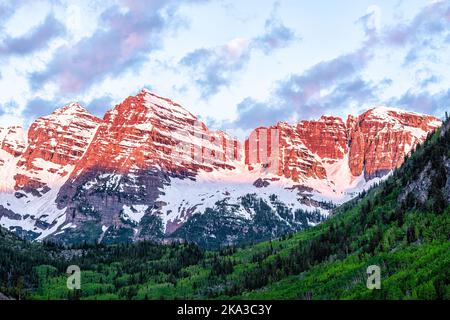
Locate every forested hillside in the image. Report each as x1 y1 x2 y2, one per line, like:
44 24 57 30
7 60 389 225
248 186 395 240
1 118 449 300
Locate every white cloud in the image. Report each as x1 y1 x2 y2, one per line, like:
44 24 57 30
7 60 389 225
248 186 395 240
366 5 382 33
225 38 250 59
0 0 448 130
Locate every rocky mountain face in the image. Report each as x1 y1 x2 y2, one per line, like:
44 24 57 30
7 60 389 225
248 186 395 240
0 126 26 193
69 90 239 177
0 126 26 157
0 89 442 247
14 103 103 196
347 107 441 180
246 108 441 184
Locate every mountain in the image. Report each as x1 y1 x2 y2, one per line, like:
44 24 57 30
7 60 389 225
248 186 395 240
0 103 103 240
1 116 448 300
246 107 441 183
1 126 27 197
0 89 442 247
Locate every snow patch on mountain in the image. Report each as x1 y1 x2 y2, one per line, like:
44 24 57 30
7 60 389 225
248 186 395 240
0 171 70 240
0 92 442 244
122 204 149 223
154 164 334 232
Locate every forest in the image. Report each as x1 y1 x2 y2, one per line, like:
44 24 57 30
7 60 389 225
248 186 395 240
1 118 449 300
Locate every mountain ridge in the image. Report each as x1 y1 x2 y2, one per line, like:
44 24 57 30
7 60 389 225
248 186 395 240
1 115 448 300
0 89 442 246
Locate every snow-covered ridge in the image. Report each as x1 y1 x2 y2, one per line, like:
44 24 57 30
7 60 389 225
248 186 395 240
0 125 27 154
0 92 443 242
0 126 27 193
0 102 103 239
365 105 433 118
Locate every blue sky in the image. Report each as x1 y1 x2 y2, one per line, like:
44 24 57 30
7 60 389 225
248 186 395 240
0 0 449 138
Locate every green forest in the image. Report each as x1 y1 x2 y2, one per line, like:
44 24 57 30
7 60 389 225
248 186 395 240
1 118 449 300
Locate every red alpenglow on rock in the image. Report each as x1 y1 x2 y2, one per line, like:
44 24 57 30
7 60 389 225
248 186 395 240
347 107 441 179
0 89 442 242
1 92 440 192
14 103 103 194
0 126 27 193
245 106 441 182
69 89 240 180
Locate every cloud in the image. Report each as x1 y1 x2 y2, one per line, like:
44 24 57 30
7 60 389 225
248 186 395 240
389 89 450 116
85 95 113 117
361 1 449 66
414 68 441 88
180 39 252 98
0 100 20 117
29 0 206 95
230 97 290 129
419 75 439 88
0 5 10 19
22 97 59 120
227 1 450 130
275 49 370 103
382 1 450 66
180 4 297 98
224 40 382 130
0 2 15 29
22 94 113 122
0 15 65 56
312 77 389 111
383 2 449 47
252 4 298 54
356 5 382 45
228 76 389 130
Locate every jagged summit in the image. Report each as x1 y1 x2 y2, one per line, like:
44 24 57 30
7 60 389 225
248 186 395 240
0 89 443 244
137 87 193 111
366 105 428 116
102 88 198 127
359 106 442 127
32 102 102 132
0 124 24 130
0 125 26 159
53 102 90 115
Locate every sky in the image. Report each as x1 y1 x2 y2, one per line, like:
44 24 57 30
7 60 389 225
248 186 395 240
0 0 449 138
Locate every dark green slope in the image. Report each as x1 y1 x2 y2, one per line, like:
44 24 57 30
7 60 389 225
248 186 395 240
1 118 449 300
238 118 450 299
0 226 53 298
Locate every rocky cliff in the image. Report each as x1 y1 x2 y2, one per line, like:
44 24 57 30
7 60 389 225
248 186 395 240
0 91 442 245
246 107 441 184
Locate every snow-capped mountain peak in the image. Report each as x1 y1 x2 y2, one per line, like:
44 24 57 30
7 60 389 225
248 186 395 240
0 91 442 246
54 102 89 115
